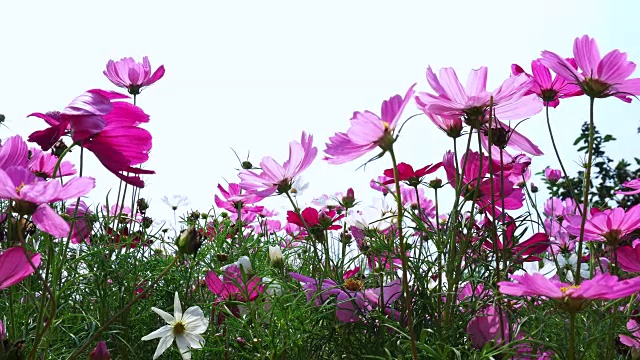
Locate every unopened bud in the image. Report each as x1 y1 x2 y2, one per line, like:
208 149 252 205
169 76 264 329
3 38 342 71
90 341 111 360
429 178 443 189
530 183 539 193
137 198 149 213
51 139 68 157
269 246 284 269
175 226 201 255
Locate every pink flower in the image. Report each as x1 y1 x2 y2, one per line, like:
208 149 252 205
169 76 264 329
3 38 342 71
66 200 94 245
498 273 640 312
324 85 416 164
28 89 154 187
615 241 640 273
415 66 542 126
541 35 640 102
617 178 640 195
0 135 28 170
0 319 4 340
511 59 582 108
239 132 317 197
0 166 94 237
214 183 264 213
400 186 435 218
89 341 112 360
205 264 264 303
466 305 509 349
565 204 640 245
370 176 393 195
422 111 464 138
382 162 441 187
620 319 640 350
104 56 165 95
28 147 76 178
0 246 42 289
286 207 345 232
544 167 562 182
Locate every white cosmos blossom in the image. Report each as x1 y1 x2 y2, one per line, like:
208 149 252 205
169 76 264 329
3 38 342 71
141 292 209 359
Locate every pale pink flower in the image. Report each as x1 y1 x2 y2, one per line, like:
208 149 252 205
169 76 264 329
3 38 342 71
215 183 264 213
0 166 94 237
104 56 165 95
239 132 317 197
541 35 640 102
617 178 640 195
544 167 562 182
421 111 464 138
511 59 582 107
0 135 28 170
565 204 640 245
29 147 76 178
0 246 42 289
415 66 542 125
466 305 509 349
324 85 415 164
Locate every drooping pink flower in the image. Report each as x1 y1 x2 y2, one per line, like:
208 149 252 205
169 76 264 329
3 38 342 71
421 111 464 138
0 166 95 237
541 35 640 102
498 273 640 312
239 132 317 197
479 119 544 156
415 66 542 126
28 147 76 178
89 341 112 360
511 59 582 108
466 305 509 349
565 204 640 245
0 246 42 290
544 167 562 182
617 178 640 195
66 200 94 245
103 56 165 95
324 85 416 164
28 89 154 187
214 183 264 213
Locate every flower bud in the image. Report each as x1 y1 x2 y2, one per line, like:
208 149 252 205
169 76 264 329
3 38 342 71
175 226 201 255
90 341 112 360
268 246 284 269
544 168 562 182
136 198 149 213
530 183 539 193
340 188 356 209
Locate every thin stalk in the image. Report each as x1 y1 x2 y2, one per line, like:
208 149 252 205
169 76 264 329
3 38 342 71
575 97 595 285
569 312 576 360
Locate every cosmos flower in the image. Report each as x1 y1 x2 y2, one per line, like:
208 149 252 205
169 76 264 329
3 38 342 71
65 200 94 245
28 147 76 178
564 204 640 245
324 84 415 164
0 246 42 290
541 35 640 101
0 166 94 237
239 132 317 197
381 162 442 187
511 59 582 107
104 56 165 95
141 292 209 360
617 178 640 195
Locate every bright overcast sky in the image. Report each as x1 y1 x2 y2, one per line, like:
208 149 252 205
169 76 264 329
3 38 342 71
2 1 639 227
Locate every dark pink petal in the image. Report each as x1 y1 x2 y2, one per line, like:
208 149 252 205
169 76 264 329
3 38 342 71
0 246 42 289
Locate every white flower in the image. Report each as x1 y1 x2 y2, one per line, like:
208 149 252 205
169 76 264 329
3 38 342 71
268 246 284 268
141 292 209 359
513 260 557 278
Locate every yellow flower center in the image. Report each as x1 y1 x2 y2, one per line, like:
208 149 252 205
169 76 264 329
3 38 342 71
16 182 25 194
344 278 363 291
173 321 186 335
560 285 580 293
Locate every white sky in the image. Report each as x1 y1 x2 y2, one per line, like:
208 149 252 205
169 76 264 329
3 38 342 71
1 1 639 227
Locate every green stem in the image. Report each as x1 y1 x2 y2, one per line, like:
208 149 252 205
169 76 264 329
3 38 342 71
575 97 595 285
388 147 418 360
569 312 576 360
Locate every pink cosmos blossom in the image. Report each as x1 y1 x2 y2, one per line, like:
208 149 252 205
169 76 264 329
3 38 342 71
214 183 264 213
0 246 42 289
104 56 165 95
617 178 640 195
370 176 393 195
290 272 401 323
66 200 94 245
466 305 509 349
415 66 542 125
615 241 640 273
498 273 640 312
239 132 317 197
421 111 464 138
544 168 562 182
206 259 265 322
565 205 640 245
0 166 94 237
286 207 345 232
400 186 436 218
499 153 532 187
382 162 442 187
541 35 640 101
324 85 415 164
28 89 154 187
479 119 544 157
620 319 640 350
28 147 76 178
511 59 582 108
0 135 28 170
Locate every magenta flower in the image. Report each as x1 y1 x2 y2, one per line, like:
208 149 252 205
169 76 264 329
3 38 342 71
66 200 94 245
615 241 640 273
620 319 640 350
544 167 562 182
0 135 28 170
617 178 640 195
104 56 165 95
415 66 542 126
370 175 393 195
0 166 95 237
205 264 264 303
214 183 264 213
381 162 442 187
0 246 42 290
0 319 4 340
89 341 112 360
541 35 640 101
565 204 640 245
28 89 154 187
466 305 509 349
286 207 345 232
239 132 317 197
28 147 76 178
479 118 544 156
498 273 640 312
324 84 415 164
511 59 582 108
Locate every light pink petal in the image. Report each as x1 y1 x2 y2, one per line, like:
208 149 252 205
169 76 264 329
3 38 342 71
465 67 488 97
597 50 636 84
438 67 467 104
32 204 70 238
573 35 600 77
